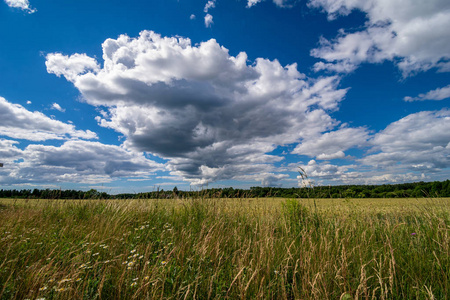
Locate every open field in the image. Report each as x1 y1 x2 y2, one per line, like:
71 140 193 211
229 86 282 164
1 197 449 299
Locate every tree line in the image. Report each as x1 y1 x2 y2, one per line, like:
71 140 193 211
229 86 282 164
0 180 449 199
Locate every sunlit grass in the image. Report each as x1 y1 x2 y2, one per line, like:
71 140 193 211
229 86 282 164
0 197 449 299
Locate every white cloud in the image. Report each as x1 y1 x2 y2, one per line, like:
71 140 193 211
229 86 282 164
362 109 450 172
301 160 356 181
46 31 349 185
237 172 289 187
295 159 428 186
316 151 345 160
26 101 31 104
0 96 97 141
190 14 196 20
290 109 450 185
0 139 22 161
312 60 357 73
293 127 369 158
204 0 216 12
404 85 450 102
4 0 36 13
204 13 214 27
0 140 164 185
46 53 100 82
309 0 450 76
247 0 297 8
51 102 66 112
273 0 297 7
247 0 263 7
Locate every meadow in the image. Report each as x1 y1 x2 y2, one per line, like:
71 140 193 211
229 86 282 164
0 197 449 299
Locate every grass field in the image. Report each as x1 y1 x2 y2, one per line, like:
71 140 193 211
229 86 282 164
1 197 449 299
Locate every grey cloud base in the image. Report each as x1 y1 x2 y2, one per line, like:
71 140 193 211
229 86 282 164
46 31 348 185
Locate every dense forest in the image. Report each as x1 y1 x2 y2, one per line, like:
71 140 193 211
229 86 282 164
0 180 449 199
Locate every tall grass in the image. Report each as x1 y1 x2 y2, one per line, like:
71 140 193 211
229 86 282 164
0 197 449 299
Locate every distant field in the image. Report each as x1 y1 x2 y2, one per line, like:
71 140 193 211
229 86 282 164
1 197 449 299
2 197 449 213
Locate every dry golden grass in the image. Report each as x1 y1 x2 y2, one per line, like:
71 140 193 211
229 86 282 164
0 197 449 299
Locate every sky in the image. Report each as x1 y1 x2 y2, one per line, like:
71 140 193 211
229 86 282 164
0 0 449 193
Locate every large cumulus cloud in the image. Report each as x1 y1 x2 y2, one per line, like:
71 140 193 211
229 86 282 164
46 31 348 185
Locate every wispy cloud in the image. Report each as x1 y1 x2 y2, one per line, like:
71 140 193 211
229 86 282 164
247 0 263 8
4 0 36 13
0 96 96 141
247 0 297 8
204 0 216 13
404 85 450 102
51 103 66 112
204 13 213 27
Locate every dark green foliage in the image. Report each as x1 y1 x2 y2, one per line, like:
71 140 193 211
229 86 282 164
1 180 449 199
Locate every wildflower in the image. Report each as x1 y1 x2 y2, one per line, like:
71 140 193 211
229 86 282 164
86 250 91 254
132 277 139 281
127 261 136 267
131 282 137 287
59 278 71 284
130 249 136 254
55 287 66 292
138 255 143 259
274 270 279 275
128 253 139 259
92 252 100 256
161 261 167 266
36 298 46 300
411 232 417 236
76 278 82 282
79 264 86 269
104 260 111 264
39 286 48 291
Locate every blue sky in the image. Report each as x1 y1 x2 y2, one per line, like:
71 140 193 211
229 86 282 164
1 0 449 193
